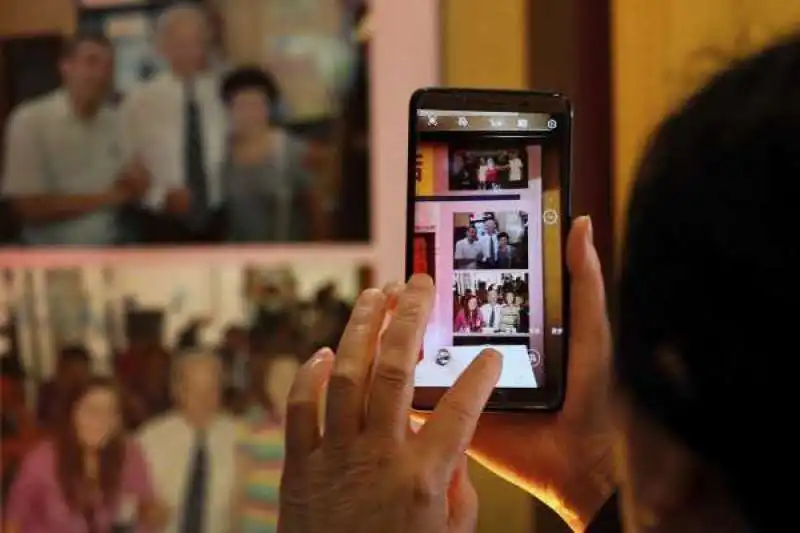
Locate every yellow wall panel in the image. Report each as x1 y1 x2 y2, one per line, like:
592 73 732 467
612 0 800 241
442 0 528 89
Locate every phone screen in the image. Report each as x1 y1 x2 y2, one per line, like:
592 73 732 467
408 91 570 408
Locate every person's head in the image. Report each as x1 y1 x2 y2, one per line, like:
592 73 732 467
156 4 210 77
487 158 495 168
56 376 125 509
64 376 122 450
504 291 515 305
515 294 525 306
142 346 171 388
498 232 509 247
221 67 281 135
613 35 800 533
59 32 114 111
487 289 497 304
56 346 92 388
173 351 221 427
466 296 478 311
485 219 497 234
465 226 477 241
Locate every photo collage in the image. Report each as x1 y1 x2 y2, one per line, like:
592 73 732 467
413 140 546 388
0 0 380 529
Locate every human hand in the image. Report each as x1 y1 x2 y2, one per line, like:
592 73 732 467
414 216 614 532
164 187 191 216
280 276 503 533
115 159 150 202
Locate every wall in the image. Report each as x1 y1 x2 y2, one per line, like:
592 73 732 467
440 2 534 532
612 0 800 241
0 0 75 36
442 0 528 89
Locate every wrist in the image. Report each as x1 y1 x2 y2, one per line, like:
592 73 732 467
560 445 616 532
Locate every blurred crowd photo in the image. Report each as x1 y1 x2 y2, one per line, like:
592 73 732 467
452 271 530 335
0 260 370 532
0 0 371 246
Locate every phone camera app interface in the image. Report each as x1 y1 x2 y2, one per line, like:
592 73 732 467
412 109 565 390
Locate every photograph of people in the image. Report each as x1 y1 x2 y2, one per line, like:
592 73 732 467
118 4 228 243
448 147 528 191
220 67 323 242
452 272 529 335
0 32 151 247
453 295 485 333
5 377 166 533
453 225 484 270
452 211 528 270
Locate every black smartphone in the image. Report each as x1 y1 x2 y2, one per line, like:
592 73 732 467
406 88 571 412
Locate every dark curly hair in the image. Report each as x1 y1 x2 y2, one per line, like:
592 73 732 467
220 66 281 107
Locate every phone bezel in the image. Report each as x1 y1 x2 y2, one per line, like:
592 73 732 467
406 87 572 412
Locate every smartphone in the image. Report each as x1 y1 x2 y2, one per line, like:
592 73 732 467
406 88 571 412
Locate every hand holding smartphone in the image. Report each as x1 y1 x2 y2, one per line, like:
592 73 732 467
406 88 572 412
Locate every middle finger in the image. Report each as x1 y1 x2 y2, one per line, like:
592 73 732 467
325 288 388 445
365 274 434 440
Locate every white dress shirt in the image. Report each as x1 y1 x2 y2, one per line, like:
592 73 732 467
119 70 228 209
480 302 503 330
137 412 238 533
479 233 500 264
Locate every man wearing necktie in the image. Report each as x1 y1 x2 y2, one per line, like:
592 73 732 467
119 5 227 243
137 352 238 533
480 218 500 268
480 289 503 332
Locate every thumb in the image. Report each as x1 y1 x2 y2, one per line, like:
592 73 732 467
447 455 478 533
567 216 610 352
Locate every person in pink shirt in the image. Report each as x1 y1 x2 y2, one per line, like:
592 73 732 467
453 295 485 333
4 377 168 533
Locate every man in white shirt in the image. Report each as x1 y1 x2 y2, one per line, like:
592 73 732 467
119 4 228 243
138 351 238 533
480 288 503 332
1 32 149 246
479 218 500 268
453 225 484 269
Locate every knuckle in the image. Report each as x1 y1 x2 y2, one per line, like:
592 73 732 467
327 369 360 395
407 469 443 505
438 394 477 425
373 361 409 389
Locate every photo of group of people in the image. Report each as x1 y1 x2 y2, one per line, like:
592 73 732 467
0 0 372 246
449 147 528 191
452 211 529 270
0 259 370 531
451 271 529 336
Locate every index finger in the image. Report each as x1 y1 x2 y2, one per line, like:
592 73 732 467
415 349 502 477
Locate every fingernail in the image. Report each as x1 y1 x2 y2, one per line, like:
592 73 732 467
584 215 594 245
310 348 333 366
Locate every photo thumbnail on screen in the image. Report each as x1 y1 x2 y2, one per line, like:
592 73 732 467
452 210 529 270
449 147 528 191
